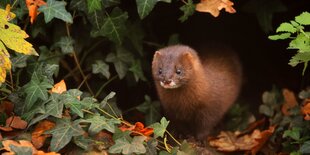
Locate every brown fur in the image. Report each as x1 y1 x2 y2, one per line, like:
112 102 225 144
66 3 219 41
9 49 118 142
152 45 242 140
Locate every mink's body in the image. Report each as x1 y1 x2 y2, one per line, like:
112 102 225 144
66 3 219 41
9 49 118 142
152 45 242 140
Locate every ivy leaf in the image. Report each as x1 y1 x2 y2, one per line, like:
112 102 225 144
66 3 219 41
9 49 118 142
125 22 144 55
45 93 63 118
268 33 291 40
61 89 84 118
87 0 102 13
129 60 146 82
46 118 84 152
70 0 87 12
23 72 53 111
55 36 74 54
105 46 134 79
109 136 147 154
295 12 310 25
150 117 169 138
178 141 197 155
276 23 296 33
73 135 93 151
135 0 170 19
92 60 110 79
83 114 121 135
179 0 195 22
300 141 310 154
11 53 29 69
283 127 301 141
92 7 128 45
39 0 73 23
136 95 161 125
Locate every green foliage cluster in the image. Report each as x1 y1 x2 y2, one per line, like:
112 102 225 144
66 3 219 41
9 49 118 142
259 87 310 155
0 0 199 154
269 12 310 75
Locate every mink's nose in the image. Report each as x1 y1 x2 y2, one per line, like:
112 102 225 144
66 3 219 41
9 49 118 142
162 79 172 85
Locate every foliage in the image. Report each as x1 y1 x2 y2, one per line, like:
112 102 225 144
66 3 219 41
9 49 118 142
269 12 310 75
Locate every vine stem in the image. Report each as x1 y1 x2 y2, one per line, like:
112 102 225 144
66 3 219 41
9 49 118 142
95 75 118 98
166 130 182 146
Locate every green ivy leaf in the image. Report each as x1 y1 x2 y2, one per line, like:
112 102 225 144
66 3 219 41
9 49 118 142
46 118 84 152
70 0 87 12
73 135 93 151
300 141 310 154
283 127 301 141
276 23 296 33
150 117 169 138
83 114 121 135
108 136 147 155
61 89 84 118
92 60 110 79
87 0 102 13
55 36 74 54
39 0 73 23
135 0 170 19
136 95 161 125
145 138 158 155
105 46 134 79
11 53 29 70
45 93 63 118
268 33 291 40
129 60 146 82
126 22 144 55
22 101 45 122
179 0 195 22
295 12 310 25
23 72 53 111
92 8 128 45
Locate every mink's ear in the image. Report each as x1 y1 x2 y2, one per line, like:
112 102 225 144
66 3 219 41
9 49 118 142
153 51 161 59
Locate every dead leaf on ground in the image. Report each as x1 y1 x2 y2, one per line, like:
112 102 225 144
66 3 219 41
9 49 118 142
0 100 14 115
6 116 27 129
32 120 56 149
196 0 236 17
49 79 67 94
119 122 154 137
1 140 60 155
209 126 276 154
281 89 298 116
301 99 310 120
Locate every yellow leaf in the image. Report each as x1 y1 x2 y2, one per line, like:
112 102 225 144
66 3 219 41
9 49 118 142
0 6 38 56
0 42 11 83
196 0 236 17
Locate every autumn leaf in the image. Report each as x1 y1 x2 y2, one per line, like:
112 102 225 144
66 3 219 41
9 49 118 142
281 88 298 116
0 100 14 116
50 79 67 94
1 140 60 155
196 0 236 17
119 122 154 137
32 120 56 149
301 99 310 120
6 116 28 129
209 126 275 153
25 0 47 24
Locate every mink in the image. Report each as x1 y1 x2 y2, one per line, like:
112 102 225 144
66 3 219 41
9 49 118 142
152 44 242 140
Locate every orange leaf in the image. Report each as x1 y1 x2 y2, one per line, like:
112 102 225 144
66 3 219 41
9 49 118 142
0 126 13 131
6 116 27 129
36 151 60 155
249 126 276 155
25 0 47 24
119 122 154 137
1 140 60 155
196 0 236 17
0 100 14 116
50 80 67 94
32 120 55 149
281 89 298 116
301 99 310 120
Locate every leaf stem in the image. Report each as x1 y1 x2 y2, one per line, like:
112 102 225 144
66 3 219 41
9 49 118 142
166 130 181 146
95 75 118 98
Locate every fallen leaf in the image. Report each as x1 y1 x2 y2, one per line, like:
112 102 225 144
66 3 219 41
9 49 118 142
36 151 60 155
0 126 13 131
50 79 67 94
25 0 47 24
119 122 154 137
196 0 236 17
32 120 56 149
209 126 276 153
281 89 298 116
6 116 27 129
301 99 310 120
0 100 14 115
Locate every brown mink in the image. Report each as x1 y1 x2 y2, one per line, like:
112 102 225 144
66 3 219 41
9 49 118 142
152 44 242 140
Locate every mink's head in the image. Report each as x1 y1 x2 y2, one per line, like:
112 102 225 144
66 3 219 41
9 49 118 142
152 45 197 89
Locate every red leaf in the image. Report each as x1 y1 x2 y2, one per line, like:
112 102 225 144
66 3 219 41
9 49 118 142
31 120 55 149
6 116 27 129
25 0 47 24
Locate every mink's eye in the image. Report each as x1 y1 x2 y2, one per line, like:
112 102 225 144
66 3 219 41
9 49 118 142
158 68 162 74
176 69 181 75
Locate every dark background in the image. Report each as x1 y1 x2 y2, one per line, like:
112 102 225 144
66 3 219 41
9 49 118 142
114 0 310 112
